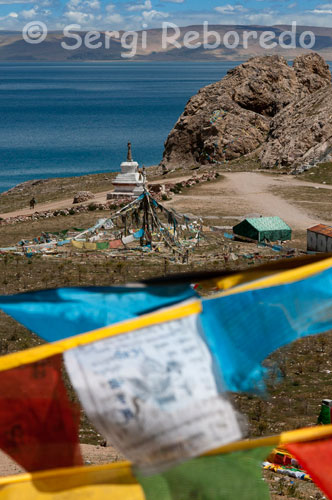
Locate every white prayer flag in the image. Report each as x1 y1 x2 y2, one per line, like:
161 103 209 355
122 234 135 245
64 309 241 473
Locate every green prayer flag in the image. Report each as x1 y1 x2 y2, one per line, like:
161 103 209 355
136 447 273 500
96 241 110 250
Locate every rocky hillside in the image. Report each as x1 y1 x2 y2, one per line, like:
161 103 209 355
160 53 332 171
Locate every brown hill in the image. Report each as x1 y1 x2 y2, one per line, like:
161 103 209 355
160 53 332 171
3 25 332 61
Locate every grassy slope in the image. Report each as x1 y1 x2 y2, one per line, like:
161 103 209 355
302 162 332 184
0 172 117 214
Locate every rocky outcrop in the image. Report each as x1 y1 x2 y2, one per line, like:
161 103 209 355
160 53 331 171
73 191 95 204
260 85 332 169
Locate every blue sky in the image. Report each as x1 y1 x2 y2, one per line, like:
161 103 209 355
1 0 332 31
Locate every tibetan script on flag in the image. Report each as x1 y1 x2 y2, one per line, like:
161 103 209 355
65 310 241 473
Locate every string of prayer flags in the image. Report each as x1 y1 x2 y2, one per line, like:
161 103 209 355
0 257 332 426
0 355 82 472
64 306 241 474
2 425 332 500
2 255 332 395
3 255 332 397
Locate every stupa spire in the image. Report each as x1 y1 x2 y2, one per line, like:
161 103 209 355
127 141 132 162
109 141 144 199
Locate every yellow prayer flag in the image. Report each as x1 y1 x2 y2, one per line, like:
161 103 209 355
84 242 97 250
71 241 84 249
0 462 144 500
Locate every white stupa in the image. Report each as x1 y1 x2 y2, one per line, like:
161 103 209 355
108 142 145 199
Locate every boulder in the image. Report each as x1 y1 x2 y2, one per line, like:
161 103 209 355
160 53 331 170
73 191 95 204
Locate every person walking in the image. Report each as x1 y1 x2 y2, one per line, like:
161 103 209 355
29 197 36 210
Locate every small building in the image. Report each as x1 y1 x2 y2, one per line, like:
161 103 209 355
307 224 332 252
233 216 292 242
108 142 145 199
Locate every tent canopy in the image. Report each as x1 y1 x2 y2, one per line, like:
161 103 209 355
233 217 292 242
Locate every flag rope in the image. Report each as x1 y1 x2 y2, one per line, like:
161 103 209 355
0 424 331 487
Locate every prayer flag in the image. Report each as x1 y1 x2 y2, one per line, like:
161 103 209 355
109 239 124 249
0 285 196 342
137 447 272 500
64 307 241 473
0 355 82 471
0 462 144 500
200 260 332 392
287 438 332 499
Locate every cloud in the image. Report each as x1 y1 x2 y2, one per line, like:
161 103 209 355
215 4 248 15
309 8 332 14
127 0 152 11
20 6 37 17
85 0 100 9
0 11 19 25
105 3 115 12
141 8 168 22
66 0 100 12
105 12 124 23
0 0 31 4
3 0 332 32
64 9 95 23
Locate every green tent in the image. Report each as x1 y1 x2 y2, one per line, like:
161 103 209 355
233 217 292 242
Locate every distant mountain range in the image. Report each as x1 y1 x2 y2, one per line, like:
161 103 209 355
2 25 332 61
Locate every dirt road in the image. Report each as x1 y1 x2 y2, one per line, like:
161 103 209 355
0 176 190 220
0 190 112 220
221 172 332 229
1 172 331 230
166 172 332 230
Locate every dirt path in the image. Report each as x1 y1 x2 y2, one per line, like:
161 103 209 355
0 176 190 219
221 172 332 229
0 190 112 220
1 172 331 230
166 172 332 230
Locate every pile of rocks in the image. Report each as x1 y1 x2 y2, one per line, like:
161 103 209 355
0 198 129 227
148 172 220 199
73 191 95 204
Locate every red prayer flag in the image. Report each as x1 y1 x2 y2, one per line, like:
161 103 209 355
109 239 124 249
0 355 82 472
287 438 332 498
